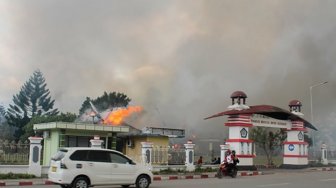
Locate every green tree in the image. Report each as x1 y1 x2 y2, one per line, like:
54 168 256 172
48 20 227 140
0 105 5 123
79 91 131 115
21 112 77 140
250 127 287 165
6 70 59 139
0 105 15 139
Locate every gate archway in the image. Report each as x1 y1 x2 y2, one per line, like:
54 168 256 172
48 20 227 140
205 91 317 170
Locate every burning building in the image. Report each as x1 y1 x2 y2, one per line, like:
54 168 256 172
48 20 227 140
34 104 185 165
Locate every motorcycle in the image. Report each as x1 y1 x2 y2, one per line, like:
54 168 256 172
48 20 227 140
216 162 238 178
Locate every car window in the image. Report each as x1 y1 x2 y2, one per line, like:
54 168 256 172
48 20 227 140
70 150 89 161
51 149 68 161
110 152 131 164
88 150 111 162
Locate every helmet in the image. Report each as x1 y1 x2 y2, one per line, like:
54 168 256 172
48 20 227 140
226 149 231 154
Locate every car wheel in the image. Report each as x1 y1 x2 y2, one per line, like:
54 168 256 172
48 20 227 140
135 175 150 188
121 185 130 188
72 177 89 188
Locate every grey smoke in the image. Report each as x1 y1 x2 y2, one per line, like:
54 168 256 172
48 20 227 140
0 1 335 147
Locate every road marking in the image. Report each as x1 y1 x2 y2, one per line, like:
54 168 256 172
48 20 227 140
320 178 336 181
257 183 290 187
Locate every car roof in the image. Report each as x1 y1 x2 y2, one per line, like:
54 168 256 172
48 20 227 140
59 147 124 154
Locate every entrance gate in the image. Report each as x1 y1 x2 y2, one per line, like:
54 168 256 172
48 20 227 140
205 91 317 169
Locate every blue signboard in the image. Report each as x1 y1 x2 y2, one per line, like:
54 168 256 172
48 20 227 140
288 144 295 151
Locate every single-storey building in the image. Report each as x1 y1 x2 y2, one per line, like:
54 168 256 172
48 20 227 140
34 122 184 165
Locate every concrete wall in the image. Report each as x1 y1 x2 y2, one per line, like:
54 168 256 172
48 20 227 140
0 165 49 175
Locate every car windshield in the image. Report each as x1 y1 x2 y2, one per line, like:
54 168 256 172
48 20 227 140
51 149 68 161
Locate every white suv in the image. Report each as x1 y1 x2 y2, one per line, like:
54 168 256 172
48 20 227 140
48 147 153 188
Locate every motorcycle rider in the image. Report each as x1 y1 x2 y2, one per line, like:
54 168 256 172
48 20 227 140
225 150 234 173
231 150 239 166
225 150 239 174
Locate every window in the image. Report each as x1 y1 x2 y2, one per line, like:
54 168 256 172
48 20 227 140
51 149 68 161
67 136 77 147
110 152 131 164
88 150 111 162
70 150 89 161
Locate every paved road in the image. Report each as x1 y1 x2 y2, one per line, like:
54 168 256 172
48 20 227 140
6 170 336 188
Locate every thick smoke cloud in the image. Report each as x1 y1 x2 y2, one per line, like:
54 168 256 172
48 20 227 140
0 1 335 147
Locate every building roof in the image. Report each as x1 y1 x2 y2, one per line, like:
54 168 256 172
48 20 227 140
204 105 317 130
33 122 130 133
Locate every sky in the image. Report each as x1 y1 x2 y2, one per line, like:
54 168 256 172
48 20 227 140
0 0 335 146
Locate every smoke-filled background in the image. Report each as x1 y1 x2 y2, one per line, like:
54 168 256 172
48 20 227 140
1 1 336 147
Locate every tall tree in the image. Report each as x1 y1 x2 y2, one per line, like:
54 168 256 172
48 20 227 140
250 127 287 165
79 91 131 115
0 105 15 139
0 104 5 122
6 70 59 139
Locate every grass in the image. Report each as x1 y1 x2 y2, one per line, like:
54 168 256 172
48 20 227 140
0 173 36 179
253 156 283 166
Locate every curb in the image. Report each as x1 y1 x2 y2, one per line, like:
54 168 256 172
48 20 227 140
0 180 53 187
153 171 263 181
305 167 335 172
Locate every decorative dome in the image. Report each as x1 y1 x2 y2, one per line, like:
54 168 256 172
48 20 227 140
229 91 248 106
289 100 302 107
289 99 303 115
230 91 247 99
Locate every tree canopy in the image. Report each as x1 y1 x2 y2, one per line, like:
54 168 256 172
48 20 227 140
6 70 59 139
79 91 131 115
0 105 5 123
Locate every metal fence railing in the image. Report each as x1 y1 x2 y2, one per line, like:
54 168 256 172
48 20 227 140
150 146 186 165
0 139 30 165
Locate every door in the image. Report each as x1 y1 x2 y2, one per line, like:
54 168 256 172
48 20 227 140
109 151 137 184
86 150 114 185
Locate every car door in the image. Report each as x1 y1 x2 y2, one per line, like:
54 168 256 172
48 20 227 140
109 151 137 184
86 150 114 185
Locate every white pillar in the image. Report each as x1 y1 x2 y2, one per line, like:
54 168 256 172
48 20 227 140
90 136 104 148
141 142 153 165
184 140 195 171
28 137 43 177
321 143 328 165
220 144 230 163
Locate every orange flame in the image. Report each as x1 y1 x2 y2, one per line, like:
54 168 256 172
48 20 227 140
103 106 143 125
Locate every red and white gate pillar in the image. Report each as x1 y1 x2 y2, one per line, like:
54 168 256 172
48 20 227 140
283 121 308 167
225 114 255 168
283 100 309 168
